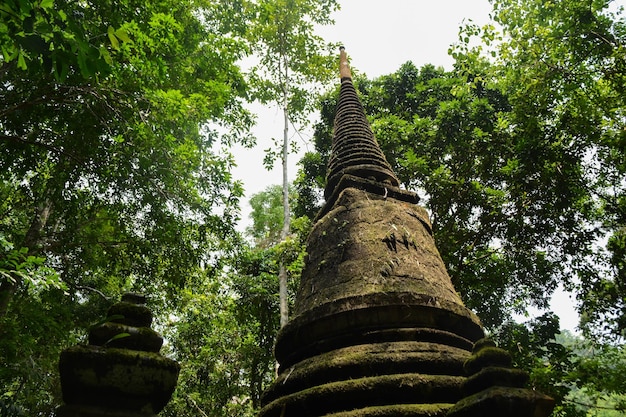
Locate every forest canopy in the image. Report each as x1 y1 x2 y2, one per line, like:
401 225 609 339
1 0 626 416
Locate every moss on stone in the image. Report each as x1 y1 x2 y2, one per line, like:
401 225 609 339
59 345 179 413
471 338 496 353
107 302 152 327
264 341 470 404
88 322 163 352
297 188 468 314
259 373 465 417
275 293 483 368
464 346 512 375
463 366 529 396
323 403 452 417
447 386 555 417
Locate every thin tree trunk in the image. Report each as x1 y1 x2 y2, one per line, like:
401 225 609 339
0 197 53 317
279 64 290 328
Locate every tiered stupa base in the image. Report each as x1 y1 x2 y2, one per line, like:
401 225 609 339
57 293 179 417
260 341 471 416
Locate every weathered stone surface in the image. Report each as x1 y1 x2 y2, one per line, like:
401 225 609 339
463 366 529 396
260 373 465 417
463 346 512 375
325 76 399 201
446 386 555 417
275 187 483 369
298 188 468 313
88 322 163 352
448 338 555 416
58 293 179 417
264 341 470 404
325 404 453 417
108 301 153 327
59 345 179 414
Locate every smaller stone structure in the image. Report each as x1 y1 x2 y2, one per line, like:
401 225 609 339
448 339 555 417
57 293 179 417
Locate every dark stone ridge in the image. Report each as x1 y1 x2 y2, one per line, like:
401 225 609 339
57 293 179 417
108 300 153 328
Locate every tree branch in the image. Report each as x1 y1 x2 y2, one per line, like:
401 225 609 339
0 134 83 164
186 395 210 417
75 285 112 302
565 397 623 411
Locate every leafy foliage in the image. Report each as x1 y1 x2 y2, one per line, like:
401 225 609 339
163 211 308 416
1 0 252 413
163 280 271 417
247 184 289 249
494 316 626 416
481 0 626 338
246 0 339 119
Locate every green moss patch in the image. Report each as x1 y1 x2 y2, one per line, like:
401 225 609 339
323 403 452 417
259 373 464 417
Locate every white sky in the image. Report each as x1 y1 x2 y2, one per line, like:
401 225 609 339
230 0 626 332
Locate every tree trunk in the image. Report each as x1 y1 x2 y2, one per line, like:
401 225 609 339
279 73 290 328
0 197 52 317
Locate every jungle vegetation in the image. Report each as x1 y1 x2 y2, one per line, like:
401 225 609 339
1 0 625 416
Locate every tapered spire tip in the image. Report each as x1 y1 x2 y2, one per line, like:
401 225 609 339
339 46 351 80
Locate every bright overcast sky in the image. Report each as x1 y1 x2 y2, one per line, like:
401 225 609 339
319 0 492 78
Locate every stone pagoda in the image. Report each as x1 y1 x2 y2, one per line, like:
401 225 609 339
258 48 554 417
57 293 179 417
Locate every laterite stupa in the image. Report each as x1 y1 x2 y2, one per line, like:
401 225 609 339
258 48 554 417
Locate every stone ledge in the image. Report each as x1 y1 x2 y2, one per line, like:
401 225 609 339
323 403 453 417
259 373 465 417
264 341 470 404
446 386 555 417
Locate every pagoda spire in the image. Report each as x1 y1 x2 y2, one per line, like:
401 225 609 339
323 47 400 208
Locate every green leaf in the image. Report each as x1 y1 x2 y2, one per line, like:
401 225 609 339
99 46 112 65
78 49 91 78
16 50 27 70
114 27 131 43
107 26 119 50
39 0 54 9
105 332 131 346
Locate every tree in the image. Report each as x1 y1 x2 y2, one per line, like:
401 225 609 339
247 184 289 249
466 0 626 338
163 185 309 416
162 277 271 417
246 0 338 327
298 0 626 338
494 318 626 417
1 0 253 413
